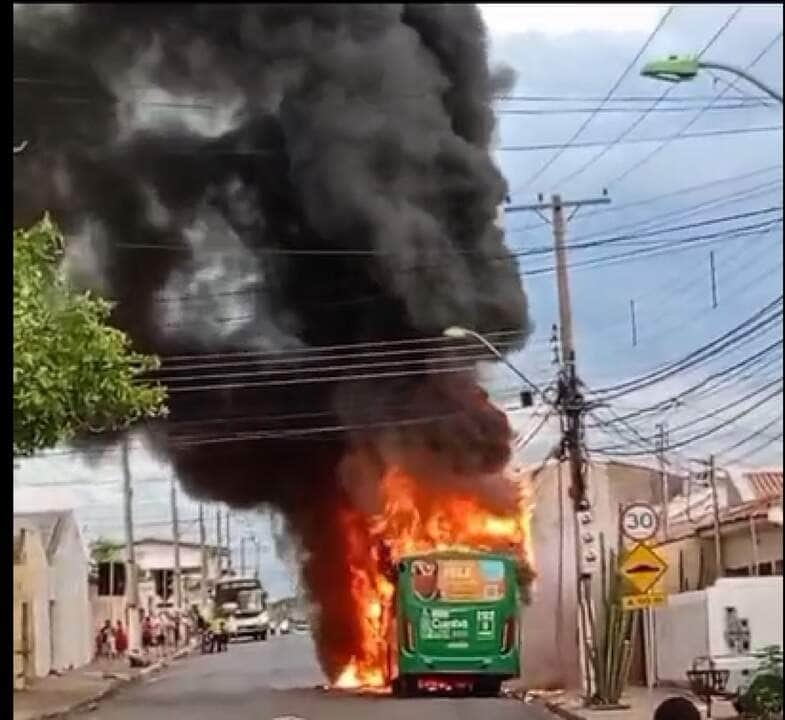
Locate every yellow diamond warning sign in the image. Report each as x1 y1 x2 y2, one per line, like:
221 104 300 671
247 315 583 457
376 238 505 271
620 543 667 594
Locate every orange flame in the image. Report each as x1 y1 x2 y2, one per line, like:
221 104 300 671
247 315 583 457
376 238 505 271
333 466 533 690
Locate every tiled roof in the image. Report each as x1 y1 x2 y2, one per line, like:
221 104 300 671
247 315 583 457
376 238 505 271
744 470 783 500
666 497 780 542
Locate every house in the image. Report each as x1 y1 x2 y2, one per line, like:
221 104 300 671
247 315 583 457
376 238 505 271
13 510 92 685
656 468 783 592
91 537 226 624
508 458 774 690
13 525 49 688
510 458 667 690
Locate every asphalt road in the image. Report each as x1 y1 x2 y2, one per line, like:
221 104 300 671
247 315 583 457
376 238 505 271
77 633 555 720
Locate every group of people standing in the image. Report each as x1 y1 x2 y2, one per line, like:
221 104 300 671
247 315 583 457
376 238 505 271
141 609 193 656
96 606 227 660
95 620 128 659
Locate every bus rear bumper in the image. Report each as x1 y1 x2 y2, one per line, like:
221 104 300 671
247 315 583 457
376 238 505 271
398 652 519 678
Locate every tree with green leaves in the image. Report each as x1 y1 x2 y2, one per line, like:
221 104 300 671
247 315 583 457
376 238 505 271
14 214 167 456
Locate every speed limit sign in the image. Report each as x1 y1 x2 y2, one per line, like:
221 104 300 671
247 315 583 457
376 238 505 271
621 503 659 542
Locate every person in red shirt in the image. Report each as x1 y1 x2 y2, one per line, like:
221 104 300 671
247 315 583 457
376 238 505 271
114 620 128 656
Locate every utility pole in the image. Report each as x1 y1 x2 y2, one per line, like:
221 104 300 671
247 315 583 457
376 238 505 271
708 455 723 580
225 512 232 572
240 536 246 577
121 437 140 650
170 478 182 609
198 504 208 609
656 423 669 540
507 191 611 696
216 508 223 574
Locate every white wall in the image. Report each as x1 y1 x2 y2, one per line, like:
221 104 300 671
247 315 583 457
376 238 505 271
49 519 92 671
13 528 52 679
520 461 622 690
654 589 710 685
521 462 580 689
705 577 783 656
655 577 784 685
133 542 204 571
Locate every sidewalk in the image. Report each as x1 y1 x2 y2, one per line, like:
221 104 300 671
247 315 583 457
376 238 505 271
13 644 196 720
539 686 738 720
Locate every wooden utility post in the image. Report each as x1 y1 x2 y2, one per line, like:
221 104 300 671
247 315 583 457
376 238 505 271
170 478 182 609
198 504 208 609
121 437 140 650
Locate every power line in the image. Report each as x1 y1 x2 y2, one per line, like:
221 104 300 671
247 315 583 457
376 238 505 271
590 385 782 457
116 205 782 258
158 338 525 372
511 5 675 194
590 295 783 397
505 164 782 234
158 329 523 363
591 377 783 451
497 124 782 153
494 94 774 104
585 340 782 427
496 102 776 115
717 416 784 460
724 432 783 465
153 350 517 383
549 5 746 191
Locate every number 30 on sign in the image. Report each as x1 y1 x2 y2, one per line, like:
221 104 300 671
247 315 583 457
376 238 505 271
621 503 659 542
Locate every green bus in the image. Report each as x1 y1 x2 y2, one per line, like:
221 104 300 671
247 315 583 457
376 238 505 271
389 549 521 697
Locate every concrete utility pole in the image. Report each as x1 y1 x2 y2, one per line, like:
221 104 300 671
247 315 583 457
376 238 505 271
170 477 182 609
216 508 223 573
656 423 669 540
198 504 208 609
508 191 611 697
240 536 246 577
121 437 140 650
225 512 232 571
708 455 723 580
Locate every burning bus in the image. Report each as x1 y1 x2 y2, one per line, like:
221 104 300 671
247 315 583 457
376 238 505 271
388 550 521 697
332 465 533 695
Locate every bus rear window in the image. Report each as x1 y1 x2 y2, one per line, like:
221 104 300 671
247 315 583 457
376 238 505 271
410 558 506 602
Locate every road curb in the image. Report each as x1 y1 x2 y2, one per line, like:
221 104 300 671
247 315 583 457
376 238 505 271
30 644 198 720
541 700 588 720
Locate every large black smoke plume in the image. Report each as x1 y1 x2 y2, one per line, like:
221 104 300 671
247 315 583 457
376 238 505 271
14 4 530 678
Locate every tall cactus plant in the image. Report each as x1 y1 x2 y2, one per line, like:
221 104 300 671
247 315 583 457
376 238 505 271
587 535 638 706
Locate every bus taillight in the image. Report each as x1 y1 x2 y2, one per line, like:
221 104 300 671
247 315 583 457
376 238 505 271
404 619 415 652
501 617 515 653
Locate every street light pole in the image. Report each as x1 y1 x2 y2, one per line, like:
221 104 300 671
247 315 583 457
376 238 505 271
641 55 783 104
699 60 783 104
442 326 539 404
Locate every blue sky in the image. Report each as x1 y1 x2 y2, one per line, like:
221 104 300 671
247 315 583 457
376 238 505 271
480 3 783 471
14 5 783 599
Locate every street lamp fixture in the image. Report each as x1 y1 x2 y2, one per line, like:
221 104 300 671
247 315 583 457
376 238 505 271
442 326 537 407
640 54 783 104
